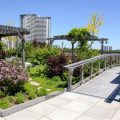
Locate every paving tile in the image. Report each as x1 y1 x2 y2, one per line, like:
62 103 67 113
27 102 59 116
84 101 118 120
0 117 5 120
58 92 80 100
76 115 100 120
62 101 90 114
5 109 41 120
111 108 120 120
45 96 71 107
47 108 80 120
39 118 51 120
74 94 100 105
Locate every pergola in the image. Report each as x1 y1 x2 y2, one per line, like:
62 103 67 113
0 25 30 68
48 35 108 56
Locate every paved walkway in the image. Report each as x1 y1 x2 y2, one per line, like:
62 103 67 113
73 67 120 102
0 67 120 120
0 92 120 120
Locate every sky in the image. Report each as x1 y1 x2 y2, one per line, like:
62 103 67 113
0 0 120 49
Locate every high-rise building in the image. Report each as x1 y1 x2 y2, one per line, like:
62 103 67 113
20 14 51 43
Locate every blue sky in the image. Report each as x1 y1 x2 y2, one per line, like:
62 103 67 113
0 0 120 49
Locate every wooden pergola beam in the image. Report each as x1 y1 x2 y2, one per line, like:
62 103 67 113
0 25 30 68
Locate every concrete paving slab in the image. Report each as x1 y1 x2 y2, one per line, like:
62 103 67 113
111 108 120 120
58 92 80 100
45 96 71 107
27 102 59 116
39 118 51 120
76 115 100 120
62 101 91 114
5 109 42 120
46 108 80 120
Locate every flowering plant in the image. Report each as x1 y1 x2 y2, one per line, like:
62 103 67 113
0 60 28 95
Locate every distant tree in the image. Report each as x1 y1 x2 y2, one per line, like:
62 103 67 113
86 13 104 35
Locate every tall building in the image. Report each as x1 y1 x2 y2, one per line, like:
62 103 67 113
20 14 51 43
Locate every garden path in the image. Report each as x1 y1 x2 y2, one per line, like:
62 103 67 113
0 67 120 120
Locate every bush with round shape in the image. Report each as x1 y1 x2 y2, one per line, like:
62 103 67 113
0 60 28 95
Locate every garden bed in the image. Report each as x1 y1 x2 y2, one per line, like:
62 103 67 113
0 89 67 117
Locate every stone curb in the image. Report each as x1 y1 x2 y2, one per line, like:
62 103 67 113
0 88 67 117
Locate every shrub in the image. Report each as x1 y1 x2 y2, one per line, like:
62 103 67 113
47 54 67 77
15 92 25 104
0 90 5 98
0 97 10 109
6 48 16 58
27 91 37 100
26 45 61 65
0 51 6 59
29 64 47 77
37 88 47 97
0 60 28 95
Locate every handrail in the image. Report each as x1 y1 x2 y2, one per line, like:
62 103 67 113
64 54 120 92
64 54 119 69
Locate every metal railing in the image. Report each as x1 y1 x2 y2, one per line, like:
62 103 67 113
64 54 120 92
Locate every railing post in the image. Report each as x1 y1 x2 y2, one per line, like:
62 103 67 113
80 65 84 84
90 61 93 79
110 56 112 68
115 55 117 66
104 57 106 70
99 59 101 73
118 55 120 66
67 68 74 92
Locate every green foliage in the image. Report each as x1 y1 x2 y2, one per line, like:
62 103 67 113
86 13 104 35
25 43 61 65
28 64 47 77
24 83 37 100
27 91 37 100
68 28 90 48
15 92 25 104
6 48 16 57
0 90 6 98
0 97 10 109
37 88 47 97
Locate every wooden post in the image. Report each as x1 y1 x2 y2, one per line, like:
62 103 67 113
90 62 93 79
71 42 74 62
110 56 112 68
80 65 84 83
118 55 120 66
104 57 106 70
67 68 74 92
99 59 101 72
21 37 25 68
101 40 104 54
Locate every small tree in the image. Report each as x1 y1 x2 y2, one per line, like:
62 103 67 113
68 28 90 48
86 13 104 35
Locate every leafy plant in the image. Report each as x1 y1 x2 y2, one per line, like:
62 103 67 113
0 97 10 109
15 92 25 104
27 91 37 100
29 64 47 77
47 54 67 77
0 60 28 95
37 88 47 97
0 90 5 98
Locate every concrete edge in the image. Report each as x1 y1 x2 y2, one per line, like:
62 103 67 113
0 88 67 117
